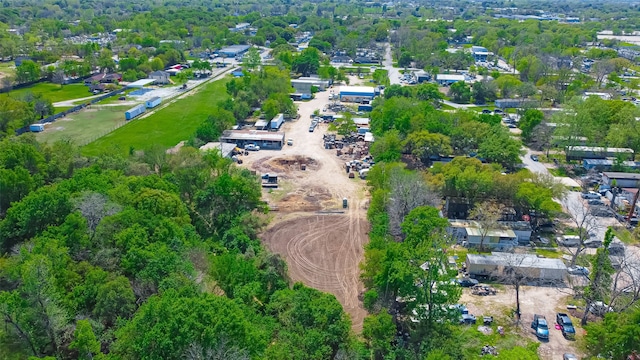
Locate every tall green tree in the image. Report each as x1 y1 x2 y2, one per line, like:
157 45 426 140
69 320 101 360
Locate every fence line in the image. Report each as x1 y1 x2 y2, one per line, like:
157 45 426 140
16 87 127 135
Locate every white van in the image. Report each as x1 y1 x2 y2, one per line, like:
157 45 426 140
558 235 581 247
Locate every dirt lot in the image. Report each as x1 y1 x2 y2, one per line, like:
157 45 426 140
241 88 371 331
461 285 583 360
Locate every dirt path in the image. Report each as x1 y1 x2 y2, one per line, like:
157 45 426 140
242 89 370 331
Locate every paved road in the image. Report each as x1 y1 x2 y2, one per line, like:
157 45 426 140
382 43 401 86
521 147 617 241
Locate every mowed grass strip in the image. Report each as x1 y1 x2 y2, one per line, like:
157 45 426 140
82 77 230 156
36 106 130 145
6 83 92 103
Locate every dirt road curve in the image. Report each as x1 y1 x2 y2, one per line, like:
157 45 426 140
241 89 370 331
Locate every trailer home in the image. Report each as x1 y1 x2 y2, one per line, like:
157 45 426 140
125 104 146 120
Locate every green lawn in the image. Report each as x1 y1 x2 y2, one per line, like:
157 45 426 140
36 106 130 145
82 77 230 156
0 62 15 77
54 106 73 114
5 83 92 103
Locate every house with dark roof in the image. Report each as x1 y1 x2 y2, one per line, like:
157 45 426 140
84 73 121 85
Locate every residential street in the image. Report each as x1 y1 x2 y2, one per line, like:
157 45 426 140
382 42 401 86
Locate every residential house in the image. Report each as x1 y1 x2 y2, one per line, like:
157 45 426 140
149 70 170 85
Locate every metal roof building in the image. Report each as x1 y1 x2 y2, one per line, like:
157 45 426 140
339 86 376 102
126 79 155 88
219 130 285 150
199 142 237 158
466 252 567 282
218 45 251 57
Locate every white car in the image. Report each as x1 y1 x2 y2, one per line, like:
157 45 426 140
244 144 260 151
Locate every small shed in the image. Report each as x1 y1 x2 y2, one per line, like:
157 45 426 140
254 119 270 130
199 142 237 158
29 123 45 132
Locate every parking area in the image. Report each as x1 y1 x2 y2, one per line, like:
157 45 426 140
461 285 582 360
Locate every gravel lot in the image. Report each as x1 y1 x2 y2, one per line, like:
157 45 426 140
240 89 371 331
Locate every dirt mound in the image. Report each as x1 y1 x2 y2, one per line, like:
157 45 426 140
252 155 321 177
277 186 333 212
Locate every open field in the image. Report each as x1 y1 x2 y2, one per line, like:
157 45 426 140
6 83 91 103
0 61 15 79
82 76 230 156
240 88 370 331
36 106 129 145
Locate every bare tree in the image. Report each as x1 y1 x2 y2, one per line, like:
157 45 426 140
387 169 440 237
51 69 65 88
581 228 615 326
468 201 504 251
495 252 534 322
592 60 615 87
608 246 640 312
561 197 601 267
74 192 121 240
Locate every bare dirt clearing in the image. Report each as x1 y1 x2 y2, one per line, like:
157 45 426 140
461 285 582 360
240 88 370 331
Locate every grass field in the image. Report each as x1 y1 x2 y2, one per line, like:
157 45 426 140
82 77 230 156
0 62 15 78
6 83 91 103
36 106 130 145
54 106 73 114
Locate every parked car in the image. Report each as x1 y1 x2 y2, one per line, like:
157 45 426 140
244 144 260 151
581 192 601 200
563 354 578 360
493 109 504 114
530 154 539 161
287 138 293 146
556 313 576 339
507 124 517 128
567 266 590 276
460 313 477 325
457 277 479 287
589 301 612 316
584 239 603 248
531 314 549 339
587 199 604 206
309 124 316 132
482 109 492 114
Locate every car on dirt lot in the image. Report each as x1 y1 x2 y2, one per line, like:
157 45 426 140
567 265 589 276
584 239 603 248
244 144 260 151
587 199 604 206
457 277 479 287
287 138 293 146
459 313 477 325
530 154 539 161
556 313 576 339
531 314 549 339
471 284 497 296
563 354 578 360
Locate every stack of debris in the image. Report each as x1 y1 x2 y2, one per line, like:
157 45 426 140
480 345 498 356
